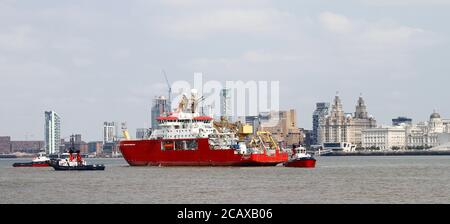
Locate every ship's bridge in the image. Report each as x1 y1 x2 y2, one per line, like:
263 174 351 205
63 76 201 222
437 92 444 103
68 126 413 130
151 113 216 140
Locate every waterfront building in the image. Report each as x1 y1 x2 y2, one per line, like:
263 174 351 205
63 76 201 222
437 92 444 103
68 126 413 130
220 89 232 121
406 111 450 149
102 142 115 155
151 96 170 130
319 94 376 147
260 109 301 147
11 141 44 153
362 126 407 150
312 103 330 145
302 129 313 147
429 111 444 133
362 111 450 150
0 136 11 153
0 136 45 153
393 117 413 126
103 122 117 144
406 125 438 149
62 134 88 154
74 134 82 144
45 111 61 155
88 141 103 154
244 110 301 147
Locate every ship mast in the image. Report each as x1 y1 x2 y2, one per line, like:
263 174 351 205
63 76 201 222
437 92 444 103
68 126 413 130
162 69 172 113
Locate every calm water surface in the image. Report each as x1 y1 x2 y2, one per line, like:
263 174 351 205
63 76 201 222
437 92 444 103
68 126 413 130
0 156 449 204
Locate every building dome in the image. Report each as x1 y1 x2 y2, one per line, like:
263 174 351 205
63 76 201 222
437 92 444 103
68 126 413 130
430 112 441 119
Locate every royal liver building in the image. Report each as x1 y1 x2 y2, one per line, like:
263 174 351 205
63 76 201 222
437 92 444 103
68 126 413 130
319 94 376 147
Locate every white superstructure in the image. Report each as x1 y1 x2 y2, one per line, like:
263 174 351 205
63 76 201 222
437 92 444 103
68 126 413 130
149 90 239 150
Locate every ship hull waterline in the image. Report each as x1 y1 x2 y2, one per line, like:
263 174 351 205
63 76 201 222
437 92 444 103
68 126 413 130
13 162 50 167
49 164 105 171
284 159 316 168
120 139 289 167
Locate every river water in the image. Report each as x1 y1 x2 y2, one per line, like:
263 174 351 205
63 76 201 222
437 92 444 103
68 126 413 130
0 156 449 204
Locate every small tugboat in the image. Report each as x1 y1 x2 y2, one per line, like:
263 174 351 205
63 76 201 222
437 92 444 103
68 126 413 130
284 146 316 168
13 153 51 167
49 136 105 171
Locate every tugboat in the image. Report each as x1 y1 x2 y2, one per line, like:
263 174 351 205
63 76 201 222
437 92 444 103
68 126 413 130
13 152 51 167
284 146 316 168
49 136 105 171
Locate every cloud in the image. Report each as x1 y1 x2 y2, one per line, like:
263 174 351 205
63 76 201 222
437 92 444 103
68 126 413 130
0 58 63 78
183 11 442 85
158 0 271 9
0 26 40 51
159 9 295 39
72 57 94 67
188 50 299 68
362 23 427 46
318 12 439 48
359 0 450 6
0 1 448 141
319 12 353 33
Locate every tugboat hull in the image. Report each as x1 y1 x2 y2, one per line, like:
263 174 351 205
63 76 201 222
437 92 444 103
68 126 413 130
51 164 105 171
13 162 50 167
284 158 316 168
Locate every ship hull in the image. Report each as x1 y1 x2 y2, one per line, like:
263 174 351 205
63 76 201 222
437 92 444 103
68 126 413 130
120 139 289 167
284 158 316 168
13 162 50 167
50 163 105 171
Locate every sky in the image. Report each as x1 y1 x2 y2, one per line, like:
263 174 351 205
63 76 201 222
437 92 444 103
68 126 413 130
1 0 449 142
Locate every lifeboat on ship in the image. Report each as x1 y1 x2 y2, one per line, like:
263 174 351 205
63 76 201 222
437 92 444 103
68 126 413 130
163 142 175 150
284 146 316 168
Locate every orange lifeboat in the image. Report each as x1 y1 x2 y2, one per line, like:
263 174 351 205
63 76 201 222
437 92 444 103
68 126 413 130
164 142 174 150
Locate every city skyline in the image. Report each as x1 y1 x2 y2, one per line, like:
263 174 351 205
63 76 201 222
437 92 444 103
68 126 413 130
0 95 445 143
1 0 449 141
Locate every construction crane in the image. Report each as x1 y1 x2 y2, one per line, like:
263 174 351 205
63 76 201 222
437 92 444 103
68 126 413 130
121 122 130 140
162 69 172 112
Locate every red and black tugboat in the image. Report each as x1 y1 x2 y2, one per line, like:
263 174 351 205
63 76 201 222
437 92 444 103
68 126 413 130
49 136 105 171
13 153 51 167
284 146 316 168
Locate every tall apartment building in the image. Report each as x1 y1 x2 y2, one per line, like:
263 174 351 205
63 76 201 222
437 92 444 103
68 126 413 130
151 96 170 130
103 122 117 144
220 88 232 120
312 103 330 145
45 111 61 155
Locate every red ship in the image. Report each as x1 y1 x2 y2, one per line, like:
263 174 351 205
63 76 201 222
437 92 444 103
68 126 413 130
120 90 289 167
